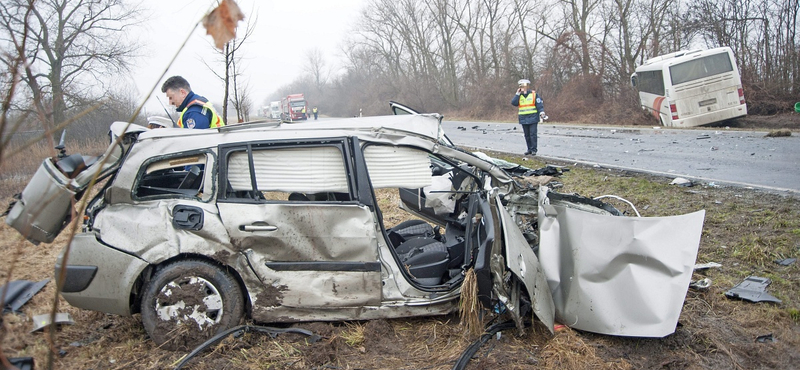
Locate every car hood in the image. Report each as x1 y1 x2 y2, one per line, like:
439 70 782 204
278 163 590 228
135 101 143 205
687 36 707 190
502 185 705 337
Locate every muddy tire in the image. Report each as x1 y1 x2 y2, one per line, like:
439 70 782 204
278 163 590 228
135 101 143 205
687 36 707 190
140 259 244 350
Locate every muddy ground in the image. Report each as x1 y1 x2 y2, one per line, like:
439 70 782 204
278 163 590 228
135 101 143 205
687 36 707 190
714 112 800 130
1 120 799 369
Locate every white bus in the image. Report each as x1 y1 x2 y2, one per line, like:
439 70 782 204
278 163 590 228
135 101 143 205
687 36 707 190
631 46 747 127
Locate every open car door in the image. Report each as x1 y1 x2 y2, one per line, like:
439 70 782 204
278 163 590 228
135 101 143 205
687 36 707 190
5 122 142 243
389 101 455 147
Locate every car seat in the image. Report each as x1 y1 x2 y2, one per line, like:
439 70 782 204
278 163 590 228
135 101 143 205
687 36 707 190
395 237 449 286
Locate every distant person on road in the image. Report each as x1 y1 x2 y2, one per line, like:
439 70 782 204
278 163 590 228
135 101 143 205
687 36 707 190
313 106 318 120
301 106 307 119
511 79 545 156
161 76 225 129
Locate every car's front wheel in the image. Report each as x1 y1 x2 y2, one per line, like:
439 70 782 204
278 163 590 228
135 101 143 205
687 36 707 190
140 259 244 350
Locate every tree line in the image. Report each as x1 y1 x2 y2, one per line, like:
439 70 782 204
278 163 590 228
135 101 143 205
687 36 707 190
278 0 798 122
2 0 796 149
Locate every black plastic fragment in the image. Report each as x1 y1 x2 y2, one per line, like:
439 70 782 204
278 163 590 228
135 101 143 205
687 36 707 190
724 276 782 303
1 279 50 314
774 258 796 266
451 321 517 370
756 333 776 343
6 357 34 370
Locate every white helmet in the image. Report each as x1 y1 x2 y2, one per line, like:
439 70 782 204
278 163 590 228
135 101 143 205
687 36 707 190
147 116 173 129
518 79 530 86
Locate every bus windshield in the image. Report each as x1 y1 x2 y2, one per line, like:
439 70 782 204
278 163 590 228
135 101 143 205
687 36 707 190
669 52 733 85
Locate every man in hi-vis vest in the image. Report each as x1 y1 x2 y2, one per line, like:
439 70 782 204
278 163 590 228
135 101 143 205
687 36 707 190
511 79 545 156
161 76 225 129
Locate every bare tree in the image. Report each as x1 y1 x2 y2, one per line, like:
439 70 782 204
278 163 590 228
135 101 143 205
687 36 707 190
203 11 256 123
304 47 328 92
230 78 252 122
318 0 800 120
0 0 141 131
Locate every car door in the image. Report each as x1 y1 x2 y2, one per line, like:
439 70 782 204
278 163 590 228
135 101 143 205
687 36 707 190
389 101 455 147
216 139 382 309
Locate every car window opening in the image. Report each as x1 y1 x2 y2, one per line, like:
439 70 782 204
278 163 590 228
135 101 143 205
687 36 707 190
135 155 208 199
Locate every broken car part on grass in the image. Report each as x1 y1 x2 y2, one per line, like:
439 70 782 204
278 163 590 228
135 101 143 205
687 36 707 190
725 276 782 303
30 312 75 333
4 107 705 350
1 279 49 314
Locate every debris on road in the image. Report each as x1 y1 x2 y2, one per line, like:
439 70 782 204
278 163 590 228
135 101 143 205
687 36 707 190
697 134 711 140
724 276 782 304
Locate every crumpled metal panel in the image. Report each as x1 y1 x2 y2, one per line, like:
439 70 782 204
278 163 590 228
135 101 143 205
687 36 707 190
497 203 555 334
246 251 382 308
219 203 377 261
58 233 149 315
94 200 233 263
537 187 705 337
219 203 381 309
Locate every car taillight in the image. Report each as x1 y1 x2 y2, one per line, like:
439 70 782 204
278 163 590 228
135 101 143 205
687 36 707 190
738 87 746 104
670 102 678 120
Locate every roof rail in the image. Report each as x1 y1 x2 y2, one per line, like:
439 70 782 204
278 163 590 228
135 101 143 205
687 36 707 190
218 120 281 132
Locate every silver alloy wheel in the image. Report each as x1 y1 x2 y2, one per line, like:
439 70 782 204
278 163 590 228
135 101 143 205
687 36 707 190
154 276 223 329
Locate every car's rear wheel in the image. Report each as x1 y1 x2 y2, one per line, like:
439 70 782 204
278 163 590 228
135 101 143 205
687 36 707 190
140 259 244 350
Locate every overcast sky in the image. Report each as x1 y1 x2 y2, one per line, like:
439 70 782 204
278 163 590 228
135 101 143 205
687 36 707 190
135 0 366 117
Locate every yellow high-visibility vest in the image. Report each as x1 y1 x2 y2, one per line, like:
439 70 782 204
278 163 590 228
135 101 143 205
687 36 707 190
178 99 225 128
518 92 538 115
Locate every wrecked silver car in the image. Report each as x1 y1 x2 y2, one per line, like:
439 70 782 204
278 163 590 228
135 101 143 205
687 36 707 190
6 113 704 350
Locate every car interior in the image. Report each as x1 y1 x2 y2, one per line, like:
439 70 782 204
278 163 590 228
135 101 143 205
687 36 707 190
381 156 492 289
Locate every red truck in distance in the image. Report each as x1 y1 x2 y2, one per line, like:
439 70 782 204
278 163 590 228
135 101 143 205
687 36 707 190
281 94 308 121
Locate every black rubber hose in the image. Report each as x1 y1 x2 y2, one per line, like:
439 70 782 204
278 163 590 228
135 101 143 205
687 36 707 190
174 325 321 370
451 321 517 370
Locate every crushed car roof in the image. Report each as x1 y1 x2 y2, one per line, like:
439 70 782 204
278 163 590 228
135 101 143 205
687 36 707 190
123 114 445 143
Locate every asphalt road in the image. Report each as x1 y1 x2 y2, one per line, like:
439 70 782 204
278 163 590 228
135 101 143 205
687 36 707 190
442 120 800 194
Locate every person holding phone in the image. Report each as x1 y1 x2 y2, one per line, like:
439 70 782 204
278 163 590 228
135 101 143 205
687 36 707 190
511 79 546 156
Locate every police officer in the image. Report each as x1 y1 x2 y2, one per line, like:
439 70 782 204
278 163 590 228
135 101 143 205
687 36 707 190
511 79 545 156
161 76 225 129
312 106 318 120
